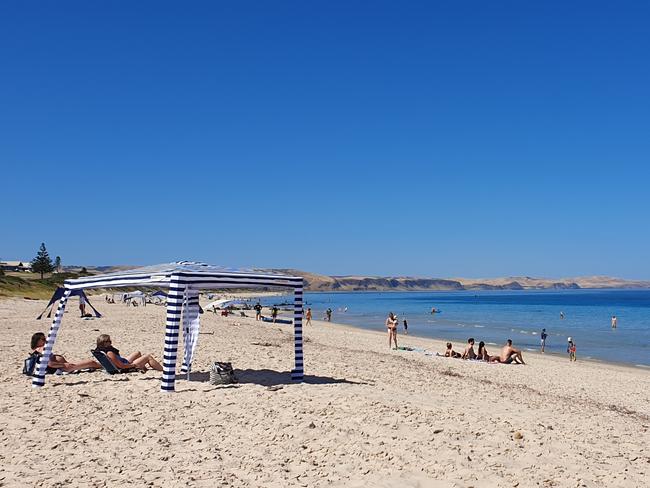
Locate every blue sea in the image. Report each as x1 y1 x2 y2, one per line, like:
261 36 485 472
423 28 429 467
296 290 650 368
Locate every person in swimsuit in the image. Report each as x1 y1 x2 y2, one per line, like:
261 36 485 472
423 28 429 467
385 312 398 349
443 342 462 358
567 337 577 361
254 302 262 321
499 339 525 364
95 334 163 371
305 307 312 326
462 338 477 359
540 328 548 353
30 332 100 373
476 341 492 361
271 306 279 323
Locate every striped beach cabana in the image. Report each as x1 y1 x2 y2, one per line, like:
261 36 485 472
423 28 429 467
32 261 304 393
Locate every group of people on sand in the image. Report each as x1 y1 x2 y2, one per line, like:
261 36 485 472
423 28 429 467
444 338 526 364
28 332 163 375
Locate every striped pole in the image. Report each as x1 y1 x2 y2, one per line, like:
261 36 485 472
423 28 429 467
32 289 71 388
180 290 189 373
181 289 200 375
161 276 184 393
291 284 304 381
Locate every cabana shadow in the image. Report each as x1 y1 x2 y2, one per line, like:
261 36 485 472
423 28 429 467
182 368 363 386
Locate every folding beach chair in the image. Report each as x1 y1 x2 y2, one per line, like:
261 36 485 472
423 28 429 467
91 350 138 374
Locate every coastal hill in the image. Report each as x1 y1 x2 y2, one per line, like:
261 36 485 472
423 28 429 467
3 267 649 299
273 270 650 291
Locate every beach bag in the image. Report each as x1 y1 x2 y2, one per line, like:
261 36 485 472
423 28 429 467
209 362 237 385
23 353 39 376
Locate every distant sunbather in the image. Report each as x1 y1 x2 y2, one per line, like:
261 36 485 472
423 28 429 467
30 332 100 373
95 334 163 371
499 339 525 364
444 342 462 358
462 338 477 359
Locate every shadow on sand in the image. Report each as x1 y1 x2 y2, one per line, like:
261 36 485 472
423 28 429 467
180 369 368 387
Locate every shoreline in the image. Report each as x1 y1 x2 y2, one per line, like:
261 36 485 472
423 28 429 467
310 316 650 373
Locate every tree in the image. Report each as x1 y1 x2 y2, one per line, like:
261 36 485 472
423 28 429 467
31 243 55 279
54 256 61 272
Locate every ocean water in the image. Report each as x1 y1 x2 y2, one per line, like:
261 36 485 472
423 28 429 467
298 290 650 367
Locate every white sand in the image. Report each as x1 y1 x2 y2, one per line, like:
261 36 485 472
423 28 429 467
0 297 648 487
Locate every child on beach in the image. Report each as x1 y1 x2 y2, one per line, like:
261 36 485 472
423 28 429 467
567 337 577 361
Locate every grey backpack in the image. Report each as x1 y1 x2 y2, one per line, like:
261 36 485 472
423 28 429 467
209 362 237 385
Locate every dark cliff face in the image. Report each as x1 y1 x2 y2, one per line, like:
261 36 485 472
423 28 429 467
306 276 464 291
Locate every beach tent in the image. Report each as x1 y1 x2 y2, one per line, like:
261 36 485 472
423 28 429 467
122 290 146 306
37 288 102 320
205 298 247 312
31 261 304 393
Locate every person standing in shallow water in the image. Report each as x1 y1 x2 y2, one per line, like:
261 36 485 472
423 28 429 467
386 312 398 349
540 328 548 353
611 315 617 329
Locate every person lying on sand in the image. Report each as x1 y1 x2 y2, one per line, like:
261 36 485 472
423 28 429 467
462 338 477 359
499 339 525 364
443 342 462 358
95 334 163 371
30 332 101 373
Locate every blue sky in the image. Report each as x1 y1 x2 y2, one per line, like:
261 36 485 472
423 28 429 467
1 1 649 278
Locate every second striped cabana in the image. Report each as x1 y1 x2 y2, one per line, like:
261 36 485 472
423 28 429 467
31 261 304 393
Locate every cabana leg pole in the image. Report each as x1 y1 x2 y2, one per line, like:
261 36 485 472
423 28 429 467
32 289 72 388
291 285 304 381
181 289 200 378
161 277 185 393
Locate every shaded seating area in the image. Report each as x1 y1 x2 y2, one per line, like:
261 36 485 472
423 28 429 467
32 261 304 393
90 350 139 374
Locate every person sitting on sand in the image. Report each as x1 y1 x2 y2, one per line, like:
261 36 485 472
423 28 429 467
30 332 100 373
95 334 163 371
462 338 477 359
444 342 462 358
499 339 525 364
476 341 491 361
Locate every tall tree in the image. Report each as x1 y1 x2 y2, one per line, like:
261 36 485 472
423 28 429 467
31 243 55 279
54 256 61 272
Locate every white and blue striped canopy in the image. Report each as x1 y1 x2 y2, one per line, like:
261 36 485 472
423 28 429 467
64 261 303 290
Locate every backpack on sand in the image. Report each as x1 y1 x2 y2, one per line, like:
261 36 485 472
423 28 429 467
209 362 237 385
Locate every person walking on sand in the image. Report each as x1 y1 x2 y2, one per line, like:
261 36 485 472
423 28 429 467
254 302 262 321
79 294 87 317
386 312 398 349
305 307 312 325
271 306 279 323
611 315 617 329
325 308 332 322
540 328 548 353
567 337 577 361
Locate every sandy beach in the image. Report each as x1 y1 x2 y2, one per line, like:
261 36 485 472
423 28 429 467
1 296 648 488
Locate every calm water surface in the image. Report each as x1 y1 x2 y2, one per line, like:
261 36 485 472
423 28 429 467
292 290 650 367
